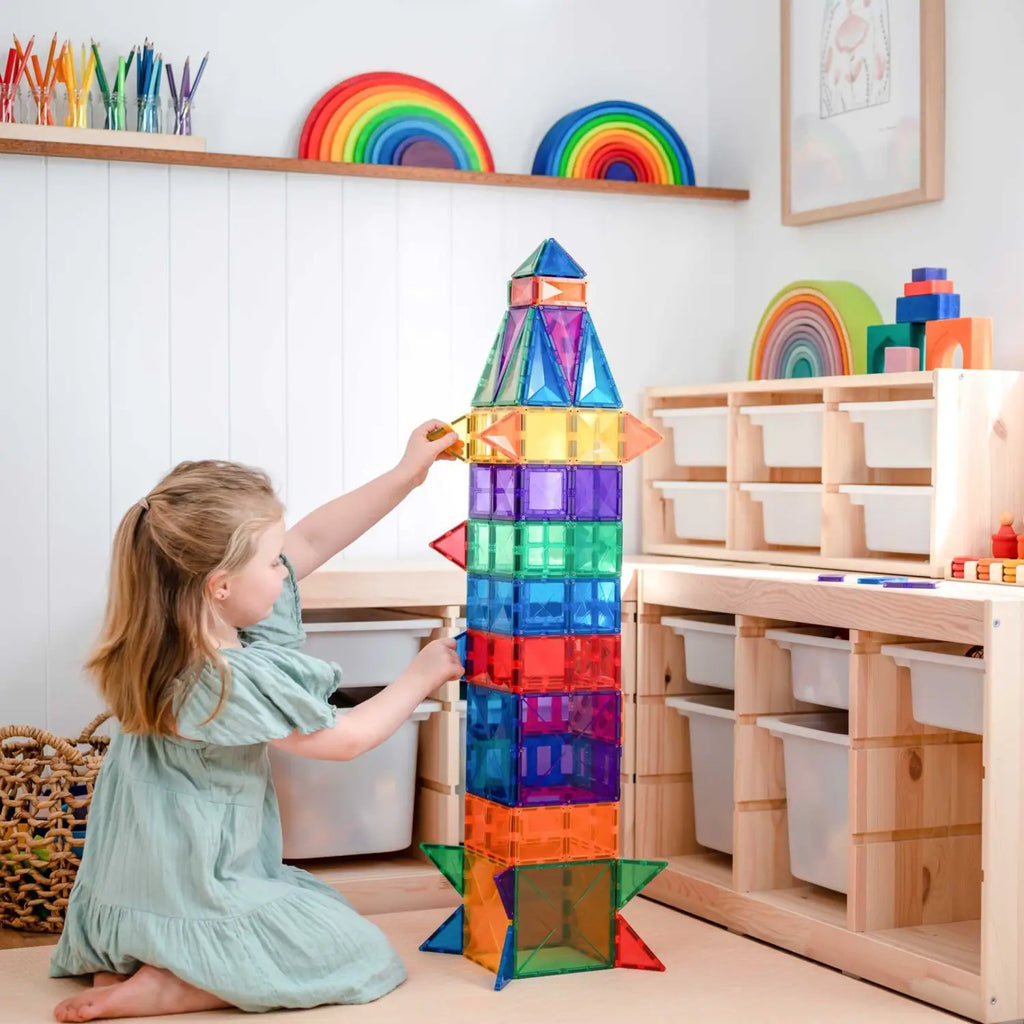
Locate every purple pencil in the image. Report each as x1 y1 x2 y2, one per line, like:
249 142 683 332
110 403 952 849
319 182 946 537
189 51 208 99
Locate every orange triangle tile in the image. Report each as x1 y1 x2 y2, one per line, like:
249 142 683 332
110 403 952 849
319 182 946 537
429 521 468 570
477 411 523 461
614 914 665 972
427 416 469 462
620 412 663 463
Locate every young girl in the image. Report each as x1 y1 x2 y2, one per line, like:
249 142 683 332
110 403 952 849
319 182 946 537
50 420 462 1022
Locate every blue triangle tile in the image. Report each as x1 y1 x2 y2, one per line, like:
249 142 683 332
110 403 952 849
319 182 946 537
494 867 515 918
522 316 572 406
574 315 622 407
512 238 586 279
494 925 515 990
534 238 586 279
419 905 464 955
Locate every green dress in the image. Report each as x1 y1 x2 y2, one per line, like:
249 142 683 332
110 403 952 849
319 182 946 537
49 557 407 1012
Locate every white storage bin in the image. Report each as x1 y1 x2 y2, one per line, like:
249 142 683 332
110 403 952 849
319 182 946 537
653 481 728 542
271 697 440 858
838 399 935 469
880 642 985 734
653 406 729 467
300 615 443 684
838 485 934 555
739 483 823 548
765 627 852 710
661 615 737 689
667 693 735 854
740 403 825 467
757 713 850 893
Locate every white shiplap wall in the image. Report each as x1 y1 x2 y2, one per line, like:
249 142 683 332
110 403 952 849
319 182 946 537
0 154 738 732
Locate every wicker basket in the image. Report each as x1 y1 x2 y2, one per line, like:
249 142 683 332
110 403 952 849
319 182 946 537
0 713 111 932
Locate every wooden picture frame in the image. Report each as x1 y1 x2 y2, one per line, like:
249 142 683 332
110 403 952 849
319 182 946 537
781 0 945 226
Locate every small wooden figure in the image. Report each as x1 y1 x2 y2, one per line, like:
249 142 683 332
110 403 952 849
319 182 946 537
992 513 1018 558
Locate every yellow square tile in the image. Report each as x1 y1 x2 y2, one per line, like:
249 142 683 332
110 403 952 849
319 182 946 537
574 410 621 464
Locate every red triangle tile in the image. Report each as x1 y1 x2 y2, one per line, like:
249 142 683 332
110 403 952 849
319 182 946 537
428 521 467 570
614 914 665 972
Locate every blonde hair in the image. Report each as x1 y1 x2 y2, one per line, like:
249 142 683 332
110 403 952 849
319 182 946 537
87 460 283 736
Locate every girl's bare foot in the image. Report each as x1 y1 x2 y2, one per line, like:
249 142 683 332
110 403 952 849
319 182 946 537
91 973 128 988
53 964 230 1021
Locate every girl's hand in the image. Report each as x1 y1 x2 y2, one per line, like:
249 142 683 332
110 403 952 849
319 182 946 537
398 419 459 487
407 637 463 696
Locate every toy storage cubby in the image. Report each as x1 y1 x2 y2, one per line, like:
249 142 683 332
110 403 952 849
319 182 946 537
633 561 1024 1023
644 369 1024 577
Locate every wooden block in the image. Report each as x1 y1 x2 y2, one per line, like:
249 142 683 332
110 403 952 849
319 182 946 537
965 561 978 581
621 693 637 776
924 317 993 370
634 776 700 859
850 652 942 740
734 806 793 893
904 279 955 296
884 346 922 373
621 601 638 696
734 618 804 716
852 743 982 834
851 833 981 931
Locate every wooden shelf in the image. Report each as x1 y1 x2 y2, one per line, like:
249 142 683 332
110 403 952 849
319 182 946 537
0 137 750 202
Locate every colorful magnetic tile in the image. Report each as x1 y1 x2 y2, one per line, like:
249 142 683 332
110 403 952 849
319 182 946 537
512 238 586 280
467 464 621 521
465 520 621 579
572 521 623 577
508 275 589 308
518 520 572 577
465 684 621 807
463 850 512 974
572 466 623 520
542 307 586 391
429 520 468 570
463 794 619 866
570 578 622 635
513 860 615 977
464 630 621 693
614 915 665 971
419 906 465 954
574 316 622 408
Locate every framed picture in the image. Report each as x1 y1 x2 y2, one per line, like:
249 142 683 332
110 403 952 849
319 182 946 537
781 0 945 226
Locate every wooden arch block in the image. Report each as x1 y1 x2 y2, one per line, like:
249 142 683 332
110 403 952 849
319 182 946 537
924 317 993 370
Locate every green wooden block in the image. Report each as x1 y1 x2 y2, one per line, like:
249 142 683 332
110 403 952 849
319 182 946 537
866 322 925 374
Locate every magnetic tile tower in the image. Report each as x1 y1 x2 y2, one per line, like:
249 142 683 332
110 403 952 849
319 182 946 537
421 238 667 990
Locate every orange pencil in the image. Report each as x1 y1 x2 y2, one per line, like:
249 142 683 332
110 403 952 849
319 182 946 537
42 31 57 89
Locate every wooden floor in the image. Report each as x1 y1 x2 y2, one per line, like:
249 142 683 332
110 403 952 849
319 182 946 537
0 898 967 1023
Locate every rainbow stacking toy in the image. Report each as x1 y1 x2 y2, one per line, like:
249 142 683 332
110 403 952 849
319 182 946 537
420 239 667 990
532 101 694 185
298 71 494 171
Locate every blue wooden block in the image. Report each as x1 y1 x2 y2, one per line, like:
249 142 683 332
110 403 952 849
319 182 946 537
896 293 960 324
911 267 947 281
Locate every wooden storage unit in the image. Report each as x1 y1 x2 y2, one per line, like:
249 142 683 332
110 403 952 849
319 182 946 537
644 369 1024 577
635 559 1024 1024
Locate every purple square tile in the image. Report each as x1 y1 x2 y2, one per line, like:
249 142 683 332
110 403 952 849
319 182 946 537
573 466 622 521
469 465 493 517
492 466 517 519
522 465 569 519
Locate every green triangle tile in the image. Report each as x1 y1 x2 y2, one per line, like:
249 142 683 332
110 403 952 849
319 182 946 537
473 314 508 407
420 842 465 895
494 310 534 406
616 859 667 909
575 316 622 408
511 240 546 279
522 314 571 406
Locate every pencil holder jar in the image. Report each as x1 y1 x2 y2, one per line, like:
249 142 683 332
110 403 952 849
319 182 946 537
99 91 127 131
63 87 92 129
168 95 195 136
136 93 161 133
34 87 56 127
0 81 22 123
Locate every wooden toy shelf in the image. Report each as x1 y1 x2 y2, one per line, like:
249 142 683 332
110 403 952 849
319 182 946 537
633 559 1024 1024
0 137 750 202
643 369 1024 578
